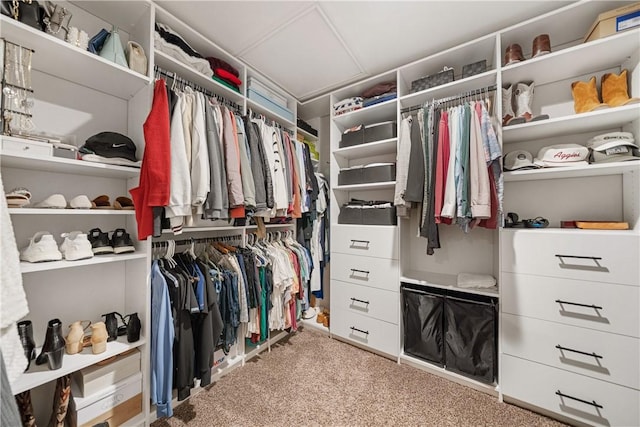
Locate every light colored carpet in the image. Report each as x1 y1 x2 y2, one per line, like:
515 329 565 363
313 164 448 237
152 327 565 427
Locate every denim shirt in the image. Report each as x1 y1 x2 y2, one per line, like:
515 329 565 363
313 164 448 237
151 261 175 418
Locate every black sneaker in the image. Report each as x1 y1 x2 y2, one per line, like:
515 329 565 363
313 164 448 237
111 229 135 254
88 228 114 255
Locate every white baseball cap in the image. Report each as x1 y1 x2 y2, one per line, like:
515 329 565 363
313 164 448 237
534 144 589 168
504 150 538 171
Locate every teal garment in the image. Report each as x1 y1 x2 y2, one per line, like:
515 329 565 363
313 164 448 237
456 104 472 230
260 267 268 342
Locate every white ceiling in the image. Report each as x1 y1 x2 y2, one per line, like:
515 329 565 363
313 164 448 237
155 1 573 104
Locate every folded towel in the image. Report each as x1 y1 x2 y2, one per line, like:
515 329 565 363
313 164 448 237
457 273 496 289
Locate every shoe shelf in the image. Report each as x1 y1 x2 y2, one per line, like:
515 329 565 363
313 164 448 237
0 149 141 179
332 138 397 161
20 253 147 274
8 208 136 215
333 181 396 191
504 161 640 182
332 99 397 129
502 103 640 143
296 127 318 141
11 336 146 395
401 270 499 298
0 16 151 100
501 28 640 86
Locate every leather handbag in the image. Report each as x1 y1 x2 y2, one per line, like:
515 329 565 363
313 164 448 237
1 0 43 30
125 41 147 75
88 28 109 54
99 25 128 68
462 60 487 79
411 66 454 93
41 1 72 38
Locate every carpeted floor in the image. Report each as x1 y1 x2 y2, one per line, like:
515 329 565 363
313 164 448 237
152 327 566 426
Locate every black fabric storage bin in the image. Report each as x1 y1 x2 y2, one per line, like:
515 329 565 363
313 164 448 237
338 206 397 225
402 285 445 366
338 164 396 186
444 293 497 384
338 207 362 224
340 121 397 148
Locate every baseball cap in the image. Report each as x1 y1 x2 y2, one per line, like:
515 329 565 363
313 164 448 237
534 144 589 168
587 132 639 163
504 150 538 171
80 132 138 162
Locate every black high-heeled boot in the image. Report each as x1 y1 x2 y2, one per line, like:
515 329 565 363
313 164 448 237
17 320 36 371
102 312 121 342
35 318 65 370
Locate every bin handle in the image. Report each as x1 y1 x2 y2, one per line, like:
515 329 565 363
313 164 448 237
555 390 603 409
555 345 603 359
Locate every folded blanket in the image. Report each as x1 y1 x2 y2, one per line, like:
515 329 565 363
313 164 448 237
456 273 496 289
215 68 242 86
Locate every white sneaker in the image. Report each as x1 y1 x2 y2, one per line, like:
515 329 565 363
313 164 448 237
68 195 92 209
35 194 67 209
302 307 317 320
20 232 63 263
60 231 94 261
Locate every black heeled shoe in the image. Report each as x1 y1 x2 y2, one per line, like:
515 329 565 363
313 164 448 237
17 320 36 372
35 318 65 370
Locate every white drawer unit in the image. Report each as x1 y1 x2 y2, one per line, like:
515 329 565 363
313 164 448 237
502 314 639 389
1 136 53 158
331 253 399 292
502 272 640 338
501 230 639 286
332 280 399 324
331 225 399 259
502 355 640 427
332 308 400 357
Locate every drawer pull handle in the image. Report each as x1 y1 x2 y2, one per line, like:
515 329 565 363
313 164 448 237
350 269 370 275
555 345 603 360
350 297 370 305
350 326 369 335
555 390 603 409
555 254 602 261
350 239 370 247
555 299 603 310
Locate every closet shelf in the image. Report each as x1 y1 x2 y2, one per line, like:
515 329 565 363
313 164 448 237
296 127 318 141
502 103 640 143
333 181 396 191
0 149 141 179
247 99 295 128
501 28 640 87
8 208 135 216
0 17 150 100
504 161 639 182
11 336 146 395
399 70 497 109
332 99 397 129
500 228 640 237
401 271 499 298
20 253 146 274
154 50 244 104
332 138 397 160
159 223 295 235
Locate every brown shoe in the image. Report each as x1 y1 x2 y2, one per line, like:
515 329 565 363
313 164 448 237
571 76 609 114
504 43 525 66
531 34 551 58
602 69 640 107
316 312 326 324
323 312 330 328
15 391 37 427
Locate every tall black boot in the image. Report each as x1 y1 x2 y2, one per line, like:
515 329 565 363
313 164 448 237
17 320 36 371
35 319 65 370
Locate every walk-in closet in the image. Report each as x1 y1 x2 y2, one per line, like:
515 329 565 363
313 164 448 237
1 1 638 426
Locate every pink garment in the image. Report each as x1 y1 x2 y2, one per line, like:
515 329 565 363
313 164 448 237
434 111 451 225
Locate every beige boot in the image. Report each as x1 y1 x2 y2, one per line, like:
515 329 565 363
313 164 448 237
513 82 549 123
90 322 108 354
65 320 90 355
502 85 515 126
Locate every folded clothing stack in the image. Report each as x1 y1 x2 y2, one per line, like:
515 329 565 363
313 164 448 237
456 273 497 289
362 81 397 107
339 198 397 225
207 56 242 93
333 97 363 116
155 23 213 77
297 118 318 137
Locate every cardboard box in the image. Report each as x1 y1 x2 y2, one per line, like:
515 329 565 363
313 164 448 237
73 349 140 397
74 372 142 427
584 2 640 43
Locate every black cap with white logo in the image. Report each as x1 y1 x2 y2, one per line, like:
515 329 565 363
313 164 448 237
80 132 138 162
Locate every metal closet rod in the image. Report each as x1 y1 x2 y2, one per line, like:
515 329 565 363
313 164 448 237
152 234 243 247
249 109 294 136
154 65 243 112
401 84 497 113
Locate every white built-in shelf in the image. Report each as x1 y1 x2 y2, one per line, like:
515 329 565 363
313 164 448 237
248 223 296 229
332 99 397 129
399 70 497 109
402 270 499 298
503 103 640 143
1 149 140 179
11 336 145 395
154 50 244 104
332 223 398 230
300 312 330 335
296 127 318 141
333 138 397 160
501 28 640 86
500 228 639 237
247 99 295 128
20 253 146 274
0 17 150 100
9 208 135 215
504 161 639 182
333 181 396 191
162 225 243 234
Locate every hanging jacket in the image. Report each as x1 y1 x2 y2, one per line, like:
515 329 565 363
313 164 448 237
203 99 226 220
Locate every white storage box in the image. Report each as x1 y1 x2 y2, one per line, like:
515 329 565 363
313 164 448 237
72 349 140 397
73 371 142 427
1 135 53 158
248 77 288 109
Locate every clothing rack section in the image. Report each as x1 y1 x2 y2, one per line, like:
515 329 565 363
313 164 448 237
249 108 294 136
400 84 497 114
154 65 243 113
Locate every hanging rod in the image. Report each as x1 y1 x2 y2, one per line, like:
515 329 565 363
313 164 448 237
401 84 497 113
153 65 243 113
152 234 243 248
248 108 293 136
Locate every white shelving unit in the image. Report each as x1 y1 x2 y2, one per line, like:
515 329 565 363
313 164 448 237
401 271 499 298
9 208 136 215
332 98 397 129
333 181 396 191
504 161 640 182
19 253 147 274
333 138 397 160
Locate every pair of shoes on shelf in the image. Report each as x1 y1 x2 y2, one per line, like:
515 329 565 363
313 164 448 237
88 228 135 255
20 231 94 263
504 34 551 66
92 195 134 210
33 194 92 209
502 82 549 126
5 187 31 207
572 69 640 114
316 309 330 328
302 307 316 320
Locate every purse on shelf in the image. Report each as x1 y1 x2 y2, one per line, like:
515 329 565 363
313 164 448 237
1 0 43 30
410 66 455 93
41 0 72 38
99 25 128 68
462 60 487 78
88 28 109 54
125 41 147 75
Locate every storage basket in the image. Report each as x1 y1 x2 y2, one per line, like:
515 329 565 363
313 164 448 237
411 66 454 93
